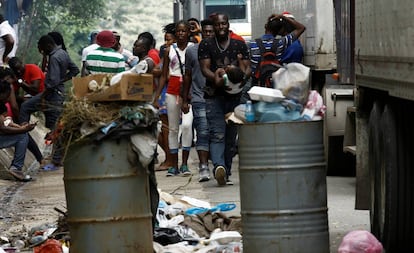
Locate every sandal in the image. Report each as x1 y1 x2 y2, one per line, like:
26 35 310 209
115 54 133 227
156 162 170 171
42 163 61 171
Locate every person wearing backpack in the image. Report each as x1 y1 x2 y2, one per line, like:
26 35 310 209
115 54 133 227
280 11 304 64
249 13 306 88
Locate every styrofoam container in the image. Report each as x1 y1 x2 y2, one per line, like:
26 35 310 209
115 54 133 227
248 86 285 102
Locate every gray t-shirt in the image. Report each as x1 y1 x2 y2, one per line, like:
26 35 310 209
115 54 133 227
185 44 205 103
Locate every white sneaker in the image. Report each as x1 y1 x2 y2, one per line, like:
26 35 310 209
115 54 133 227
198 164 210 182
226 179 234 185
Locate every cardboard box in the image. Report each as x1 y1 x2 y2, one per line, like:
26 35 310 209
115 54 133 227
72 73 153 102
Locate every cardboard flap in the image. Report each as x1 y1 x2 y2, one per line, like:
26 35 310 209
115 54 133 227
72 73 153 102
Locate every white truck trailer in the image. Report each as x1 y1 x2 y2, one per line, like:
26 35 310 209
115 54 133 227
174 0 251 41
354 0 414 251
252 0 355 175
254 0 414 251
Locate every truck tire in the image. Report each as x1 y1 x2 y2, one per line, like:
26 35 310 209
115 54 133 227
394 101 414 251
379 105 398 250
368 102 382 238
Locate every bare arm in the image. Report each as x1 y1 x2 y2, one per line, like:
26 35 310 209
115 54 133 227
278 14 306 39
81 61 90 77
2 34 14 64
200 58 227 88
152 47 170 106
145 58 155 74
8 85 19 121
200 58 214 83
0 116 35 134
19 79 41 95
65 58 80 81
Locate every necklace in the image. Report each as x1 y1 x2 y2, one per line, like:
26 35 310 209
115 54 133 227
215 36 230 53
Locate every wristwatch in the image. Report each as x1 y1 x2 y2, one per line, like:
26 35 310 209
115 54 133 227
17 79 23 84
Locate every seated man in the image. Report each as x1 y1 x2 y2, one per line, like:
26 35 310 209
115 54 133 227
0 80 36 181
8 56 45 103
0 67 45 167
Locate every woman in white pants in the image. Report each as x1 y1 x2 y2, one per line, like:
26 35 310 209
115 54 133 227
153 20 194 176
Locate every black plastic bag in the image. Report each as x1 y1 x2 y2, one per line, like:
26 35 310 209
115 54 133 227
153 227 183 246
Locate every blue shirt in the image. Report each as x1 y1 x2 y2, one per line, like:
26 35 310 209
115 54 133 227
280 40 304 64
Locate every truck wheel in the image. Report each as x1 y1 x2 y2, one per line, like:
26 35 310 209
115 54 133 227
379 105 398 250
368 102 382 238
394 101 414 252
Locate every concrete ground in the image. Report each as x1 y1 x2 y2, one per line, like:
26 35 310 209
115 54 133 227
0 147 370 252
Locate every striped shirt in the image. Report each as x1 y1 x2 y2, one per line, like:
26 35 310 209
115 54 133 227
86 47 125 74
249 33 296 77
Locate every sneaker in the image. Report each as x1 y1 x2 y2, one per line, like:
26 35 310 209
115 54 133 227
180 165 192 176
214 165 227 186
226 179 234 185
9 167 32 182
198 164 210 182
166 167 179 177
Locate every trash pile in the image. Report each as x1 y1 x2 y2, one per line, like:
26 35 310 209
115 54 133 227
229 62 326 124
153 192 243 252
0 208 70 253
0 193 243 253
58 99 159 148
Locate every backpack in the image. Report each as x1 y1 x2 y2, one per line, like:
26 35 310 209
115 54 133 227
254 38 282 88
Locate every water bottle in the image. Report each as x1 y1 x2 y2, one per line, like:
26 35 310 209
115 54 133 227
43 139 53 159
245 100 255 122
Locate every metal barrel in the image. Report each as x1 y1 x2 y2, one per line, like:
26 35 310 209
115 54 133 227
64 137 153 253
238 120 329 253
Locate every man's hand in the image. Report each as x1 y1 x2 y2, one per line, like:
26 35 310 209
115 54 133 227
181 101 190 114
25 122 36 131
214 68 226 88
189 20 201 34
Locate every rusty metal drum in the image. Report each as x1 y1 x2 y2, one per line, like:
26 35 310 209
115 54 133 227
238 120 329 253
64 137 153 253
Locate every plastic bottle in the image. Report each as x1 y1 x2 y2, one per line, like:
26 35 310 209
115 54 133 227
301 107 316 121
245 100 255 122
13 239 25 250
43 140 53 158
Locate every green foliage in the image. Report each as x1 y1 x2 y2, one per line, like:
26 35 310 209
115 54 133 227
13 0 174 68
17 0 108 66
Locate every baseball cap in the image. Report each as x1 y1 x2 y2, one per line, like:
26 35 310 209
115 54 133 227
96 30 116 48
282 11 295 19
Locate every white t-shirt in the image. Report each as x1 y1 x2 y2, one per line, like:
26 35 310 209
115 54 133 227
0 20 17 66
168 42 194 76
81 43 99 61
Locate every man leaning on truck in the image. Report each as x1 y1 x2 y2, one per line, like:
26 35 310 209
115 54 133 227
249 13 306 85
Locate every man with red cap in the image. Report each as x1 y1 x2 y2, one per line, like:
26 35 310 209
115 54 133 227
85 30 125 75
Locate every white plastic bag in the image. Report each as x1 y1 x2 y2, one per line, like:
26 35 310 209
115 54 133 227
110 59 147 86
272 62 310 105
130 131 158 168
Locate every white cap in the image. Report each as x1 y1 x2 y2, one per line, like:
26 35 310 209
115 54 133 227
282 11 295 19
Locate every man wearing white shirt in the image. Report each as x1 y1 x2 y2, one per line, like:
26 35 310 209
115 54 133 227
0 14 17 66
81 31 99 76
